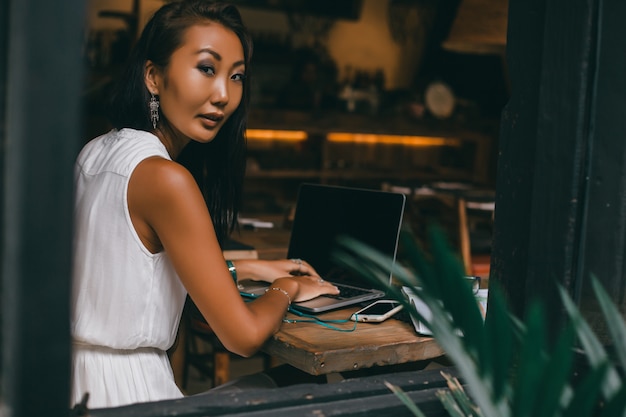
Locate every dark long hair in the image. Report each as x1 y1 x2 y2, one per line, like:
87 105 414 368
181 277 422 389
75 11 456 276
107 1 253 244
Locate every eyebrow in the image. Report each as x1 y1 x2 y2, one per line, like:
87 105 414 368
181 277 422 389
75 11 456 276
198 48 245 68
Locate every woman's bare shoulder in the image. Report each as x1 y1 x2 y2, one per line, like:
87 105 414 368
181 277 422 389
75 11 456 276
129 156 204 215
133 156 199 195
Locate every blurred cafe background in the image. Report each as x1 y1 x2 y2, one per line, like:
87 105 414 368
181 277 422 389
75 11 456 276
82 0 509 273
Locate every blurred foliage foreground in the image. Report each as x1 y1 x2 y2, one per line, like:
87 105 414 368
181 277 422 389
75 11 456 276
333 226 626 417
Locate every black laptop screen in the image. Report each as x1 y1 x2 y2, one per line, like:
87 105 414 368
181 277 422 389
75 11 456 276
287 184 406 288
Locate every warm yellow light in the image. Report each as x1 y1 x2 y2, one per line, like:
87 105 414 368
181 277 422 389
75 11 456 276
246 129 308 141
327 132 462 147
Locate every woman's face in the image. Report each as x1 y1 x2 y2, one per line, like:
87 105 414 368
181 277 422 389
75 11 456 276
149 22 245 145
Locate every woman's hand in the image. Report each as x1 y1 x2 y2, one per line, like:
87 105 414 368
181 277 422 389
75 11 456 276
230 258 321 283
231 258 341 302
273 275 340 303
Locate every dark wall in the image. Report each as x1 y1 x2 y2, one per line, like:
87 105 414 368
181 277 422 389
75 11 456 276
491 0 545 320
492 0 626 340
0 0 8 399
1 0 85 413
577 0 626 341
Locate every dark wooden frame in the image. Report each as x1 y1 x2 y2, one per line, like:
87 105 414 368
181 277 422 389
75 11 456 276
84 368 458 417
492 0 626 341
1 0 85 414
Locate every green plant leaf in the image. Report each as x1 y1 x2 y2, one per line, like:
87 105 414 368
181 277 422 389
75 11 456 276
482 283 515 400
562 361 608 417
398 228 486 367
511 301 548 417
533 321 576 417
426 226 486 356
384 381 428 417
591 276 626 373
437 389 470 417
509 314 528 341
442 372 483 417
333 230 510 417
597 383 626 417
332 237 435 333
559 286 622 399
397 226 441 296
332 220 626 417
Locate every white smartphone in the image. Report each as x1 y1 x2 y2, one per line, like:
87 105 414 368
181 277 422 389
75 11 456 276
350 300 403 323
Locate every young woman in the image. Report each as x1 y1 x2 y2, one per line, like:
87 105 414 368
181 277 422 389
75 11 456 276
71 1 338 408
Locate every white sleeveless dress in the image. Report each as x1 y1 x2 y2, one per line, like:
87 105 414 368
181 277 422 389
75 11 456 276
71 128 188 408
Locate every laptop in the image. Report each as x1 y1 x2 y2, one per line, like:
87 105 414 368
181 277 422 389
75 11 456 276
240 183 406 313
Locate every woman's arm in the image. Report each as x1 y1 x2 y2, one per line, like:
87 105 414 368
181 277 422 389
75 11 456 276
128 157 338 357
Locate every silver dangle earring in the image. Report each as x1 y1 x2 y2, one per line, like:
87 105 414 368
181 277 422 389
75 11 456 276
149 93 160 129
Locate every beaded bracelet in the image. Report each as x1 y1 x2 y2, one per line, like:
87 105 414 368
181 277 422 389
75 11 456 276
225 260 237 283
266 287 292 305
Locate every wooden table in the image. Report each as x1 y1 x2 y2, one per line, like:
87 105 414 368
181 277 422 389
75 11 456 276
232 218 446 376
262 306 445 376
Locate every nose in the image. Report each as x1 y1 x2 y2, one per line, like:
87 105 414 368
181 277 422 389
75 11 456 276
210 77 229 107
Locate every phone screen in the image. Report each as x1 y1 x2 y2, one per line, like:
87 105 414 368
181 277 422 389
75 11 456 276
360 301 400 315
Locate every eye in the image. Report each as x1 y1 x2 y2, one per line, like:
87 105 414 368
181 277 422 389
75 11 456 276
198 65 215 76
231 72 246 82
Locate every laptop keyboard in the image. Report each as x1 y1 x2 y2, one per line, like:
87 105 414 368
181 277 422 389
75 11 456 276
325 284 373 300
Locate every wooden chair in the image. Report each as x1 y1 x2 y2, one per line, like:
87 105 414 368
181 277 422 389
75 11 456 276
176 298 231 391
